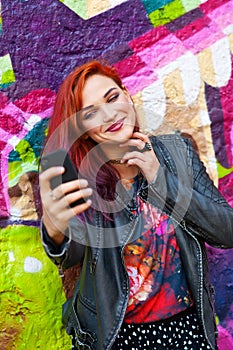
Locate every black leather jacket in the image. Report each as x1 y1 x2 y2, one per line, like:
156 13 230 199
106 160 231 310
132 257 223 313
42 134 233 350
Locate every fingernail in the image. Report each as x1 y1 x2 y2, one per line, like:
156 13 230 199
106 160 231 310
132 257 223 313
79 179 88 186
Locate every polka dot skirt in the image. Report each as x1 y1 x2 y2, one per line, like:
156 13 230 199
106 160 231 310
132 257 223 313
112 307 216 350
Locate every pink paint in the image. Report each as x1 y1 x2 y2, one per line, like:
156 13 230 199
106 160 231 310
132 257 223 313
0 110 24 134
136 34 186 69
207 1 233 32
219 172 233 207
113 54 145 78
175 15 211 42
182 22 224 54
0 140 8 217
14 88 56 113
0 92 8 109
200 0 230 14
217 325 233 350
129 26 170 53
122 66 158 95
220 62 233 167
0 88 56 217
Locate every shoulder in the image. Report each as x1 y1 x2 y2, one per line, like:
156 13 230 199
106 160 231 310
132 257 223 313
149 134 194 172
150 133 189 147
149 133 193 156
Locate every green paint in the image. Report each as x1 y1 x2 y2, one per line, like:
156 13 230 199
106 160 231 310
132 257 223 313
15 140 35 163
149 0 185 27
60 0 87 19
217 161 233 179
8 119 49 186
8 140 40 186
181 0 201 12
8 160 39 187
0 225 71 349
0 54 15 86
1 69 16 85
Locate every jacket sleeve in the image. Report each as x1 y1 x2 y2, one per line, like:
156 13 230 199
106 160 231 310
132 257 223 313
40 217 86 270
146 136 233 248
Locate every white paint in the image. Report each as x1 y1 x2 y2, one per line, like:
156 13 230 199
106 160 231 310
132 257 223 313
223 24 233 35
8 251 15 262
158 52 201 106
110 0 128 6
211 38 232 87
181 0 201 12
8 135 21 148
141 79 166 133
24 114 41 130
10 207 22 220
177 52 201 105
199 109 211 126
24 257 42 273
208 157 218 171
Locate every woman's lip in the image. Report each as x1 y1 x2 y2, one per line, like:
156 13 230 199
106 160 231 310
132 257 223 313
106 118 124 132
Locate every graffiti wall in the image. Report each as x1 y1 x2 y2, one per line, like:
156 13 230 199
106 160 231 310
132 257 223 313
0 0 233 348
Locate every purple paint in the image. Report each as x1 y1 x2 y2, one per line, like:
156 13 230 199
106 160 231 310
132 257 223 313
0 0 152 99
207 245 233 321
204 83 229 168
166 7 204 32
219 172 233 207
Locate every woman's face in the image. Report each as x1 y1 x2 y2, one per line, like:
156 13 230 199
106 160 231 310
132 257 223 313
79 74 136 145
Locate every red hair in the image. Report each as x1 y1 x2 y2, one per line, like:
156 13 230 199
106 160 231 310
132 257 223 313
44 60 139 215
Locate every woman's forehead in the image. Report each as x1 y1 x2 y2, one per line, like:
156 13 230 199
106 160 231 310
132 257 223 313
82 74 119 106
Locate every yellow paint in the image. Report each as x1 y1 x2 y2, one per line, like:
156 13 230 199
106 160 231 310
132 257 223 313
197 48 217 87
163 68 186 106
87 0 110 18
228 33 233 54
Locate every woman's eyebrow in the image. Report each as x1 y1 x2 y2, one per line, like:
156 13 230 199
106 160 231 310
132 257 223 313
81 105 94 112
103 87 117 98
81 88 117 111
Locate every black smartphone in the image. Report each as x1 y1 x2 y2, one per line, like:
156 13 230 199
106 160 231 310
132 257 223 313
40 148 85 207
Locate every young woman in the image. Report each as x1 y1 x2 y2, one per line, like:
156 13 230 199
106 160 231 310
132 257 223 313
39 60 233 350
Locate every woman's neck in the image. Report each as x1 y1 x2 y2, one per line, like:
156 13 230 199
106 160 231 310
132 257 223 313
100 143 139 179
101 143 129 162
115 164 139 180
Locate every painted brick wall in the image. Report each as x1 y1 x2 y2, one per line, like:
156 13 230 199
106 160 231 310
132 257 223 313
0 0 233 348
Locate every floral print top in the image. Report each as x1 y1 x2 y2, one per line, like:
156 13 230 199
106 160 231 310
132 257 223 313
122 175 193 324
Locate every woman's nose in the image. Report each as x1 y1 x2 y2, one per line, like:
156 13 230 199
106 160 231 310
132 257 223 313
101 104 117 122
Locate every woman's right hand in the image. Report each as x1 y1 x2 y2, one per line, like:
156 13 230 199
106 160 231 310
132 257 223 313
39 166 92 245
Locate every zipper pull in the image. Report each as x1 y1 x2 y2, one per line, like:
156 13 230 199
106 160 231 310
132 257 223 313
58 264 64 278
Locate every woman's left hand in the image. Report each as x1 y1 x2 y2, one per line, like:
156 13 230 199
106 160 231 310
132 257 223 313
120 132 160 183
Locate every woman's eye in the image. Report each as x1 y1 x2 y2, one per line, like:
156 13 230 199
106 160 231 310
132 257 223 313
107 93 119 103
83 109 97 120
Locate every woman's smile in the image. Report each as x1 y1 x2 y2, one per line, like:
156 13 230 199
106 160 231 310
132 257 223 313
105 118 125 132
